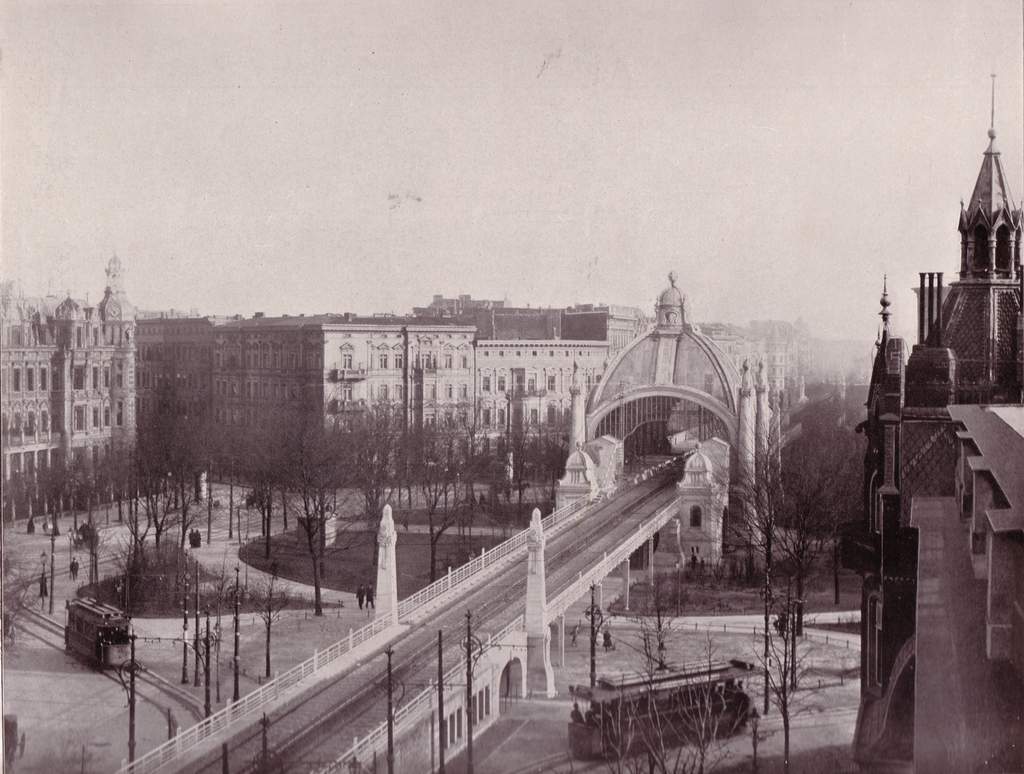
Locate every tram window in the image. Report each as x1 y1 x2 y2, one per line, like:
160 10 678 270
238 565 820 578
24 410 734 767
449 714 456 745
485 686 491 717
456 708 463 739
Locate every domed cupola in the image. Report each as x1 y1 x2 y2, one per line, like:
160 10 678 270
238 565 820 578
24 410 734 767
655 271 688 331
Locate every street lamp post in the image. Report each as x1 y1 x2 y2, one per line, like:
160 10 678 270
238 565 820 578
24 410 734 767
49 529 56 615
233 565 240 703
585 583 604 689
181 574 189 684
204 610 212 718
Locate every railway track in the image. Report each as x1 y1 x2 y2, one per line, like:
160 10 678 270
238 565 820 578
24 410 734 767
187 468 682 774
19 606 205 723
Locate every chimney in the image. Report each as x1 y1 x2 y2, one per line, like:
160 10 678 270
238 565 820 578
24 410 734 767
918 273 926 344
935 273 944 347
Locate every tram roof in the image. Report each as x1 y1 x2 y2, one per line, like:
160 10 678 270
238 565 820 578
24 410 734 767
68 597 129 623
573 659 755 702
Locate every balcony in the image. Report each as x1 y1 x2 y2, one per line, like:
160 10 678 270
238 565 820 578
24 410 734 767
327 399 366 415
839 519 879 575
328 368 367 382
510 388 547 399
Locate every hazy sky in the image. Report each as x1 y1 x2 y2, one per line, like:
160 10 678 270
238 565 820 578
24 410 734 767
3 0 1023 341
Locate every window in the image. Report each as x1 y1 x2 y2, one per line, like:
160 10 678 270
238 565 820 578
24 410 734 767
116 365 124 387
74 406 85 431
460 384 468 399
461 355 468 369
342 353 353 369
446 384 454 399
40 367 47 391
76 328 83 348
104 406 111 426
530 408 538 424
93 366 99 390
497 408 506 427
41 411 48 433
429 384 437 400
104 368 110 388
26 368 34 392
12 368 20 392
497 376 506 392
449 714 456 746
482 376 491 392
378 384 389 400
547 375 556 391
527 377 536 393
92 407 100 429
73 367 85 390
690 505 703 528
378 353 389 370
27 412 35 435
444 354 453 369
547 405 556 424
396 384 405 400
395 354 404 370
342 384 353 401
482 408 491 426
116 401 124 426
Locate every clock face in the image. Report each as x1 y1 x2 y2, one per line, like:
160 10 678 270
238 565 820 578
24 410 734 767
106 300 121 320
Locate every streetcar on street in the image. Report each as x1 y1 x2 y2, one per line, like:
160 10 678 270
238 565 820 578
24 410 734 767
65 597 131 668
568 659 755 760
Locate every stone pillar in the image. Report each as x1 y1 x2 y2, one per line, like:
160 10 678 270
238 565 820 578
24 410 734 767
374 504 399 625
559 615 565 667
736 361 755 489
569 363 586 450
755 361 769 479
525 508 555 697
771 390 782 472
621 559 631 611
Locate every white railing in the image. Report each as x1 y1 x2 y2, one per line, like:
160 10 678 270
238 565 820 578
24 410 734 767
396 499 586 619
120 613 395 774
120 458 677 774
546 498 681 622
323 614 527 773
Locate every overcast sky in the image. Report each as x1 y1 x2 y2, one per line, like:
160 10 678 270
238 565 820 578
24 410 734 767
3 0 1022 341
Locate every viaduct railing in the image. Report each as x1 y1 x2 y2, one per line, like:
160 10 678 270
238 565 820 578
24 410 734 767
546 497 681 623
119 458 677 774
321 614 527 773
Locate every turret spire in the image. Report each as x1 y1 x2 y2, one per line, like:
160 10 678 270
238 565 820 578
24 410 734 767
879 275 892 332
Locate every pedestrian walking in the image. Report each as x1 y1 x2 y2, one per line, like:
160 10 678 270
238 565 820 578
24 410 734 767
356 585 365 610
570 621 580 647
366 585 375 609
39 570 48 600
18 731 25 759
70 556 79 581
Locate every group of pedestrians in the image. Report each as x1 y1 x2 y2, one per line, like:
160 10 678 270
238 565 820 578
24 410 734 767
356 584 375 611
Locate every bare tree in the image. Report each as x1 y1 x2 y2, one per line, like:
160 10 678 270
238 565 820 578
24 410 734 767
412 424 461 581
345 402 402 568
254 573 291 678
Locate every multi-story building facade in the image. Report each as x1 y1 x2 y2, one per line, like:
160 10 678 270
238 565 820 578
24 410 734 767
1 256 136 519
206 314 477 434
474 339 607 434
136 316 222 422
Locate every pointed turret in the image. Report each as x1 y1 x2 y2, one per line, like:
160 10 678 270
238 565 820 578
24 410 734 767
959 125 1023 278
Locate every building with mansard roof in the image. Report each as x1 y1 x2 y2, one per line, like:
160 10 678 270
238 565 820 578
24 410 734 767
1 256 137 521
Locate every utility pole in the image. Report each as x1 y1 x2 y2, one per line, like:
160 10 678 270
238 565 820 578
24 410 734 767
128 629 137 764
386 647 395 774
48 528 56 615
228 461 234 541
181 574 189 684
465 611 474 774
194 562 201 687
204 610 212 718
233 565 240 703
763 527 773 716
585 583 603 689
437 630 446 774
207 465 213 545
260 713 268 769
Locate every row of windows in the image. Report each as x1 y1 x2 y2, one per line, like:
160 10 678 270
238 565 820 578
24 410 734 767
215 379 303 401
214 350 320 371
479 349 596 358
70 365 125 391
441 686 491 751
7 366 49 392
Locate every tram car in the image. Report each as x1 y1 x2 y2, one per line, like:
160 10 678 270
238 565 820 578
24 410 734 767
568 659 754 760
65 598 131 668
